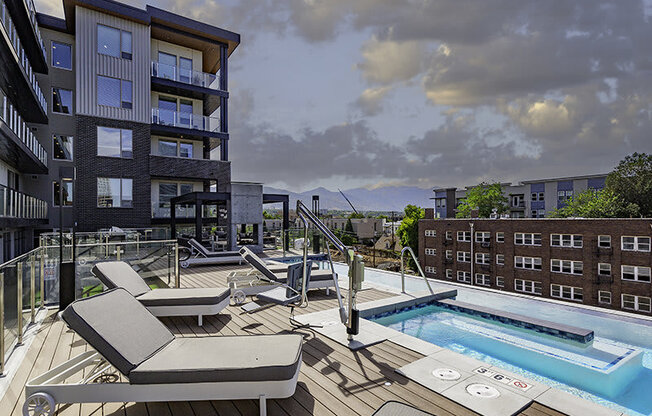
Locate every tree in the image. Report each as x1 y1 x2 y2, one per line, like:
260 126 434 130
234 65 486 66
263 210 279 219
549 189 640 218
455 182 508 218
345 218 354 234
348 212 365 219
606 152 652 217
397 205 424 265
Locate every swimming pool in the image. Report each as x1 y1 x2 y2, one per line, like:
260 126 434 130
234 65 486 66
331 264 652 416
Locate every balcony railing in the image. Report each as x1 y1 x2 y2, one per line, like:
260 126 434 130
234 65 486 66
23 0 47 59
151 61 221 91
152 203 196 219
1 94 48 166
0 185 48 220
151 108 221 133
0 0 47 113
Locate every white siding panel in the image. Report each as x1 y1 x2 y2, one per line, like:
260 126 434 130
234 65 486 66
75 6 151 123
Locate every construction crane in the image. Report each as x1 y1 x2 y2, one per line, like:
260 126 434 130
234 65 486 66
338 189 359 215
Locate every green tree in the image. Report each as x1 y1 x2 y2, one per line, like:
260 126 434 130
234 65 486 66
606 152 652 217
549 189 640 218
397 205 424 265
348 212 365 219
345 218 354 233
263 210 279 219
455 182 508 218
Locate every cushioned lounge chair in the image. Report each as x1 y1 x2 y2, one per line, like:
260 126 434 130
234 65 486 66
92 261 230 326
180 238 243 268
372 401 434 416
23 288 302 416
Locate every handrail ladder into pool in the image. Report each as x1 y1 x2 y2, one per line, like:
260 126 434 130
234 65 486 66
400 246 434 295
295 200 365 341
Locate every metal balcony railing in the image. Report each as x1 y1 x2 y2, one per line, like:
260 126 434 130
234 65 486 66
0 94 48 166
23 0 47 58
151 108 221 133
0 0 47 113
151 61 222 91
152 203 197 219
0 185 48 220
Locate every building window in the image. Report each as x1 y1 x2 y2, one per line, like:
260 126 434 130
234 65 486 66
621 265 651 283
598 263 611 276
97 76 132 109
52 135 73 160
445 269 453 279
551 284 583 302
425 229 436 237
496 276 505 287
531 192 544 201
52 88 73 114
425 248 436 256
457 271 471 283
445 231 453 240
457 251 470 263
97 24 132 59
457 231 471 242
551 234 583 248
598 235 611 248
475 252 490 265
97 127 133 158
425 266 436 274
514 233 541 246
51 41 72 70
496 232 504 243
53 180 73 206
496 254 505 265
551 259 583 275
158 139 194 158
475 232 490 243
475 274 491 287
514 279 542 295
598 291 611 305
621 236 651 252
445 250 453 260
514 256 542 270
622 294 651 313
97 177 133 208
558 190 573 202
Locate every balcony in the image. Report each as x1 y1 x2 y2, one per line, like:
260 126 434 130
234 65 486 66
0 1 47 122
151 61 224 114
152 203 196 219
0 95 48 173
0 184 48 227
1 0 47 72
151 108 224 139
149 155 230 181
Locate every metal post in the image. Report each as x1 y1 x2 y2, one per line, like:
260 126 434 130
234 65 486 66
40 253 45 308
30 255 35 323
174 243 180 288
136 233 140 256
116 245 121 261
17 263 23 344
0 272 4 375
469 222 474 286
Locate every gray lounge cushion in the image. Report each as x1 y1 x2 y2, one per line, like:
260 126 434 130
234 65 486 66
372 401 433 416
61 288 174 376
92 261 151 297
136 287 230 307
274 269 336 283
129 335 303 384
239 246 278 281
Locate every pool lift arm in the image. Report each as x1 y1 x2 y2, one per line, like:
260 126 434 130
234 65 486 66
296 200 364 340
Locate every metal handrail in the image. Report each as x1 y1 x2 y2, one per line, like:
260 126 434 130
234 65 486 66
400 246 434 294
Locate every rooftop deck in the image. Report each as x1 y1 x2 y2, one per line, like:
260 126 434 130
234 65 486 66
0 259 566 416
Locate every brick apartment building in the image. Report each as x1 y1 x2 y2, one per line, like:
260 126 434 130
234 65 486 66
418 209 652 315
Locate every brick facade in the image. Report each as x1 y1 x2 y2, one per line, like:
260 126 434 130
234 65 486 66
419 213 652 315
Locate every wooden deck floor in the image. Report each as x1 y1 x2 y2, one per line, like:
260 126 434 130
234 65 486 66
0 261 566 416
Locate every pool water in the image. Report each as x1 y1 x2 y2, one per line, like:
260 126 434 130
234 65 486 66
330 264 652 416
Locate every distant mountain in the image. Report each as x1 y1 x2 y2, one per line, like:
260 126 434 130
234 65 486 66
263 185 434 212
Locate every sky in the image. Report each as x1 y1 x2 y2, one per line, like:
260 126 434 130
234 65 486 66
36 0 652 192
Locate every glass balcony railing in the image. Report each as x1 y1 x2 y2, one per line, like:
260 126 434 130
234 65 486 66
23 0 47 59
0 0 47 114
0 94 48 166
152 202 197 219
151 61 222 91
0 184 48 220
151 108 221 133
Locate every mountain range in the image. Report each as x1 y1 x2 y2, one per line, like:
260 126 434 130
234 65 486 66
263 186 435 212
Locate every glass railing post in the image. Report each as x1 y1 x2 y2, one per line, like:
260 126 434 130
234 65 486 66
17 263 23 344
116 245 121 261
174 243 180 288
30 255 35 322
40 251 44 308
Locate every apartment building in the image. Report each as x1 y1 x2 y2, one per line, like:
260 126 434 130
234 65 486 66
0 0 50 262
320 217 385 240
419 211 652 315
432 173 608 219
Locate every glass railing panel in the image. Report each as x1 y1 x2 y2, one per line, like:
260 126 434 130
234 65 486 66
20 260 32 327
151 108 221 133
0 185 47 220
2 264 18 357
151 61 222 91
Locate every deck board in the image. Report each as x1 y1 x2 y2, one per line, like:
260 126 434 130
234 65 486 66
1 258 567 416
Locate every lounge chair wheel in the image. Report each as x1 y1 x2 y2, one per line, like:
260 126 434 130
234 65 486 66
180 260 190 269
178 247 191 261
23 392 55 416
232 290 246 305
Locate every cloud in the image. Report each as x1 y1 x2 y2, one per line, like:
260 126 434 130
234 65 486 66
356 36 424 84
353 86 392 116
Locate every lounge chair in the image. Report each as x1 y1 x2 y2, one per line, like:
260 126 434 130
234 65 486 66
239 246 337 293
180 238 243 268
23 288 302 416
372 401 434 416
92 261 230 326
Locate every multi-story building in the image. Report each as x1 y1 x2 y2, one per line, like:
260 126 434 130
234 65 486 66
0 0 50 262
419 210 652 315
319 217 385 240
432 173 608 219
